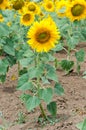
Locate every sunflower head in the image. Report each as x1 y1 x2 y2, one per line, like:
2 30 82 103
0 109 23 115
20 12 34 26
36 30 50 43
66 0 86 21
71 4 85 16
0 0 9 10
27 17 60 52
43 1 55 12
26 2 40 14
12 0 24 10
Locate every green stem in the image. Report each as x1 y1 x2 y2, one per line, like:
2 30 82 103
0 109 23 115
39 104 47 120
36 54 47 120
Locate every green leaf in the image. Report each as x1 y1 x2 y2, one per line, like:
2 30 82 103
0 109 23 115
67 36 79 49
47 101 57 117
82 119 86 130
39 88 53 104
17 73 29 88
3 45 15 56
0 75 6 83
54 83 64 96
46 64 58 82
19 58 33 67
0 23 9 37
28 64 44 79
25 96 40 111
17 81 33 91
76 119 86 130
20 94 31 103
60 60 74 72
0 59 9 75
75 49 85 62
54 43 63 52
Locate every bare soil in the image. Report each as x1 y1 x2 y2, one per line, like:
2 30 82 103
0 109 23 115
0 43 86 130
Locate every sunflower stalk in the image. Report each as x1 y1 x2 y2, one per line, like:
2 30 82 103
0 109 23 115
36 54 47 120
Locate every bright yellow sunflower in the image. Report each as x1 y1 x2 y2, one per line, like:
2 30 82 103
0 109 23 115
20 11 34 26
0 14 4 22
27 17 60 52
24 2 40 15
0 0 9 10
66 0 86 21
43 0 55 12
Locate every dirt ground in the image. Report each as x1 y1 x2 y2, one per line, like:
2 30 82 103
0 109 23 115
0 43 86 130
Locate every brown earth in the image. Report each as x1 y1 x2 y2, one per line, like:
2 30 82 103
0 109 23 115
0 43 86 130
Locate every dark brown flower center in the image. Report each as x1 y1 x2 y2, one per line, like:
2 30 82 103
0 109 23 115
36 31 50 43
47 3 52 9
0 0 3 4
28 4 36 12
71 4 84 16
23 14 31 22
13 0 24 10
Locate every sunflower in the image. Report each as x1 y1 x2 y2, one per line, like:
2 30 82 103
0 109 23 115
24 2 40 15
43 1 55 12
0 14 4 22
27 17 60 52
66 0 86 21
12 0 25 10
0 0 9 10
20 11 34 26
55 0 68 17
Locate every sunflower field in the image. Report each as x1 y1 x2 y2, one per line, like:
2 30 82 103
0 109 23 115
0 0 86 130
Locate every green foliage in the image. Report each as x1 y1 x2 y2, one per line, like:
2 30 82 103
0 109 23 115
38 88 53 104
17 112 26 124
76 118 86 130
60 60 74 73
0 59 9 82
45 64 58 82
47 102 57 117
75 49 85 62
82 71 86 79
54 83 64 96
21 94 40 111
0 5 86 124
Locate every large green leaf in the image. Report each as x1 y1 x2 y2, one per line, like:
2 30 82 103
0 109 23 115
3 45 15 56
19 58 33 67
39 88 53 104
47 101 57 117
76 119 86 130
17 81 33 91
26 96 40 111
17 73 29 88
60 60 74 72
46 64 58 82
75 49 85 62
0 24 9 37
0 59 9 75
28 63 44 79
54 83 64 96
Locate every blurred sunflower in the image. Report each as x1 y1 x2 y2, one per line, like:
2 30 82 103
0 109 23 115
20 11 34 26
55 0 68 17
0 14 4 22
12 0 25 10
25 2 40 15
27 17 60 52
66 0 86 21
43 1 55 12
0 0 9 10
